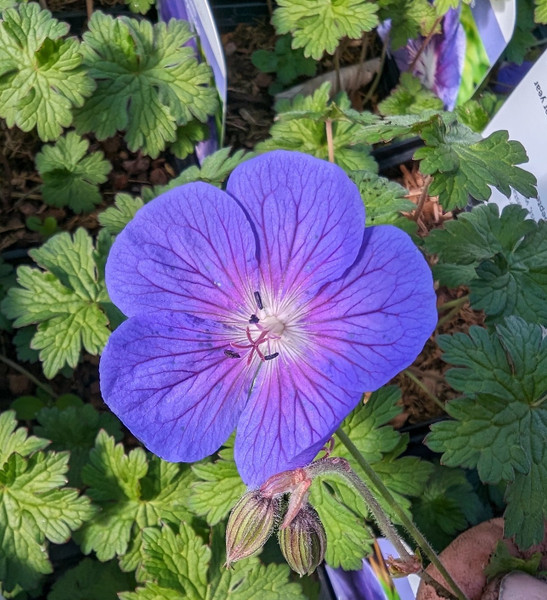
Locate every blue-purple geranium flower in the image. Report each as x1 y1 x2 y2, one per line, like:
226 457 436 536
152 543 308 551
381 8 466 110
100 151 437 487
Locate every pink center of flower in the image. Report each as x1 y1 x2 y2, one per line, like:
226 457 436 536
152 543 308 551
225 290 308 365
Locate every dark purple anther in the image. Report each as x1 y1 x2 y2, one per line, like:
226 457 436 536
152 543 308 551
249 314 260 324
254 291 263 310
224 349 241 359
264 352 279 361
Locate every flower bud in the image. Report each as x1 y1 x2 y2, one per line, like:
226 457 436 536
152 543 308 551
278 504 326 577
225 490 279 567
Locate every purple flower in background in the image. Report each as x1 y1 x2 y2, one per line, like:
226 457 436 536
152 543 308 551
100 151 437 487
382 8 466 110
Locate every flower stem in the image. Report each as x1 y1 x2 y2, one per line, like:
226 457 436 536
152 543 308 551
0 353 57 398
335 428 470 600
437 294 469 312
403 369 445 411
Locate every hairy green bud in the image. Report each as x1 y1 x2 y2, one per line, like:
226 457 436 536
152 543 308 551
225 490 279 567
278 504 326 576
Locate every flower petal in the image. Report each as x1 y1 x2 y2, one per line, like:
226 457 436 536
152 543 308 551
226 150 365 300
99 311 253 462
106 182 259 319
234 359 362 487
307 225 437 392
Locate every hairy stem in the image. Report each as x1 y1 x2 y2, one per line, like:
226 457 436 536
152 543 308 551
335 429 470 600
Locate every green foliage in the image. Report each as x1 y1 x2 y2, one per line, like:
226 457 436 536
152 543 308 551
455 93 504 133
26 215 59 238
35 132 111 213
309 387 433 568
412 464 489 552
169 119 210 160
0 411 94 594
414 117 538 211
120 525 306 600
427 318 547 548
35 403 123 487
48 558 136 600
378 73 444 116
505 0 537 64
127 0 154 15
484 541 542 581
272 0 378 59
74 431 195 572
252 35 317 94
1 229 114 378
377 0 437 49
257 83 377 172
535 0 547 24
349 171 416 233
425 203 547 324
187 439 246 526
99 193 145 235
0 3 94 141
74 12 218 158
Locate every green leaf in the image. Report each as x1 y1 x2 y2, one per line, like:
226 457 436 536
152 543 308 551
427 318 547 548
425 203 547 323
127 0 154 15
48 558 136 600
35 132 111 213
412 464 488 552
0 448 94 593
0 3 94 141
535 0 547 23
1 228 113 378
455 93 504 133
122 524 306 600
0 410 49 466
169 119 210 160
378 0 438 49
484 540 542 580
99 193 145 235
349 170 416 232
188 443 246 526
272 0 378 59
257 82 377 172
414 117 538 211
75 431 195 566
378 72 444 116
74 12 218 158
251 35 316 87
309 478 374 569
35 404 122 487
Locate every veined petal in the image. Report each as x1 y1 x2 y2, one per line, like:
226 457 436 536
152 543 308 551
234 359 362 487
106 182 259 320
226 151 365 301
307 225 437 392
99 311 253 462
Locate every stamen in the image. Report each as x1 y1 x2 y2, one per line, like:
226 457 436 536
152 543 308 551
264 352 279 361
224 349 241 359
249 314 260 324
254 291 264 310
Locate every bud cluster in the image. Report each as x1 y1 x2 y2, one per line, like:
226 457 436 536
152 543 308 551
225 468 327 577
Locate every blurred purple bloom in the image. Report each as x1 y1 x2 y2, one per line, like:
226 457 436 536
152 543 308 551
100 151 437 487
382 8 465 110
